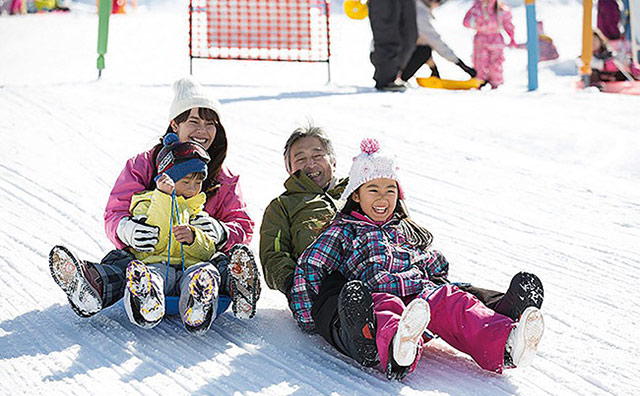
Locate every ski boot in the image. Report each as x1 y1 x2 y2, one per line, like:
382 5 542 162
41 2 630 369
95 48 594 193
386 298 430 381
337 280 379 367
504 306 545 368
49 245 102 318
182 267 218 335
228 245 261 319
125 260 164 328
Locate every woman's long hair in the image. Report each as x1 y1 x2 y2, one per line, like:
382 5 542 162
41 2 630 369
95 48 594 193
339 192 434 251
151 107 227 197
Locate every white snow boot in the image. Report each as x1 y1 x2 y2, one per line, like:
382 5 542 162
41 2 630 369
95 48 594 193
49 245 102 317
504 306 545 368
182 267 218 335
386 298 430 381
125 260 165 328
392 298 430 366
228 245 261 319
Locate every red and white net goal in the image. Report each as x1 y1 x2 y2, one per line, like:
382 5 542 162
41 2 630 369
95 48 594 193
189 0 331 65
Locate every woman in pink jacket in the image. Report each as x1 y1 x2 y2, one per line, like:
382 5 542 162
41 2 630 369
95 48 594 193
463 0 516 88
48 77 259 322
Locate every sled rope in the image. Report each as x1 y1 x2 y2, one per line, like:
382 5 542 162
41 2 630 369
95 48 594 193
165 190 185 284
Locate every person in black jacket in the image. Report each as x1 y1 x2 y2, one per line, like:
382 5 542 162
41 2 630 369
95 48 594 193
369 0 418 91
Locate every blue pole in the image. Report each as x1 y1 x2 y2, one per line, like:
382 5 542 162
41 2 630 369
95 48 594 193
621 0 631 41
525 0 539 91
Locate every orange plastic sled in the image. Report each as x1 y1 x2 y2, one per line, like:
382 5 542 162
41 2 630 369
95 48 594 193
416 76 484 90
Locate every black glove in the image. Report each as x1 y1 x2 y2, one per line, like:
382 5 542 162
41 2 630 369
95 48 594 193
284 273 295 303
429 65 440 78
456 59 477 78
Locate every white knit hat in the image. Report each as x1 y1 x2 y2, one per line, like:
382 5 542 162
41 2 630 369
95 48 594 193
341 138 405 201
168 77 222 122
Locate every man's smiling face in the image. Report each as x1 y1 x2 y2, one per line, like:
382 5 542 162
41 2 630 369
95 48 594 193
288 136 335 189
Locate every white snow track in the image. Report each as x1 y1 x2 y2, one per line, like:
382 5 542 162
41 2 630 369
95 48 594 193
1 1 638 395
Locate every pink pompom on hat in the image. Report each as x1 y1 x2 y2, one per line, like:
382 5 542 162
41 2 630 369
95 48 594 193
341 138 405 201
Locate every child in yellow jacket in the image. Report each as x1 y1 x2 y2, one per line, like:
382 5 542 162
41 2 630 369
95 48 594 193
129 173 215 267
124 133 220 335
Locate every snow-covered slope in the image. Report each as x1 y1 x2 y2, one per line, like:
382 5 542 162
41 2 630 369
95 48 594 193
1 1 638 395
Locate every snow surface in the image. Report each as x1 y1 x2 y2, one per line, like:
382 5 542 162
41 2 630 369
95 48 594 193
1 0 638 395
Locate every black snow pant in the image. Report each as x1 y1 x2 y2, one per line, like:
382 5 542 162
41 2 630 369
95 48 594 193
91 249 232 309
457 284 505 312
311 271 508 360
311 272 351 356
401 45 433 81
368 0 418 87
90 249 134 308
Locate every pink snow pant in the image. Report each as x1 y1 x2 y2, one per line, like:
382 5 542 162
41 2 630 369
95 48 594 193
373 293 424 373
374 284 514 374
473 33 506 86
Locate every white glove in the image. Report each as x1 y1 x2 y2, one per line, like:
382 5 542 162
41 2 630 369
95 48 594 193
190 213 228 248
116 215 159 252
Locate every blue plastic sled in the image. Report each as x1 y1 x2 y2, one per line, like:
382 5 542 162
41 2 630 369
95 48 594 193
165 294 231 316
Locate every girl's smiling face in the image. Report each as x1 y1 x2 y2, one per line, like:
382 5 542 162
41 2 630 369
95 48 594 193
353 178 398 222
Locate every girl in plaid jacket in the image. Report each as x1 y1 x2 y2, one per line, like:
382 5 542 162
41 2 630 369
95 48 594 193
292 139 545 380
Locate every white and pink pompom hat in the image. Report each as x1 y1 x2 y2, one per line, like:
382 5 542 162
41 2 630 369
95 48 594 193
341 138 405 201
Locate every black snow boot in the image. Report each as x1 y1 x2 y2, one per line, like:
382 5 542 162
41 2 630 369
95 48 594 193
385 341 411 381
493 272 544 321
337 280 379 367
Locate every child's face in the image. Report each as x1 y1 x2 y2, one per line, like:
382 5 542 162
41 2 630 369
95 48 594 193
353 178 398 222
175 173 204 199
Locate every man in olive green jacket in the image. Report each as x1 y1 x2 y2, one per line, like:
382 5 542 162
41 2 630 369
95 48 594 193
260 125 379 367
260 171 347 295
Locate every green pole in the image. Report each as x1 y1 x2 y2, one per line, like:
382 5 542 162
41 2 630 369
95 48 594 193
97 0 111 78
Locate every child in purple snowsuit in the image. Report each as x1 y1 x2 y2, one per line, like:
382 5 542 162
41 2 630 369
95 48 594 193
463 0 516 88
292 138 545 380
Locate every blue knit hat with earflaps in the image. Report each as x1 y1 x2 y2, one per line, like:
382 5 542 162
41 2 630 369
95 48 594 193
155 133 210 182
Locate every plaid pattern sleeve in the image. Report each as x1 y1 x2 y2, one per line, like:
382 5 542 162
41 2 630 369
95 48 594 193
421 249 450 279
366 265 431 296
339 228 430 297
290 224 345 332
